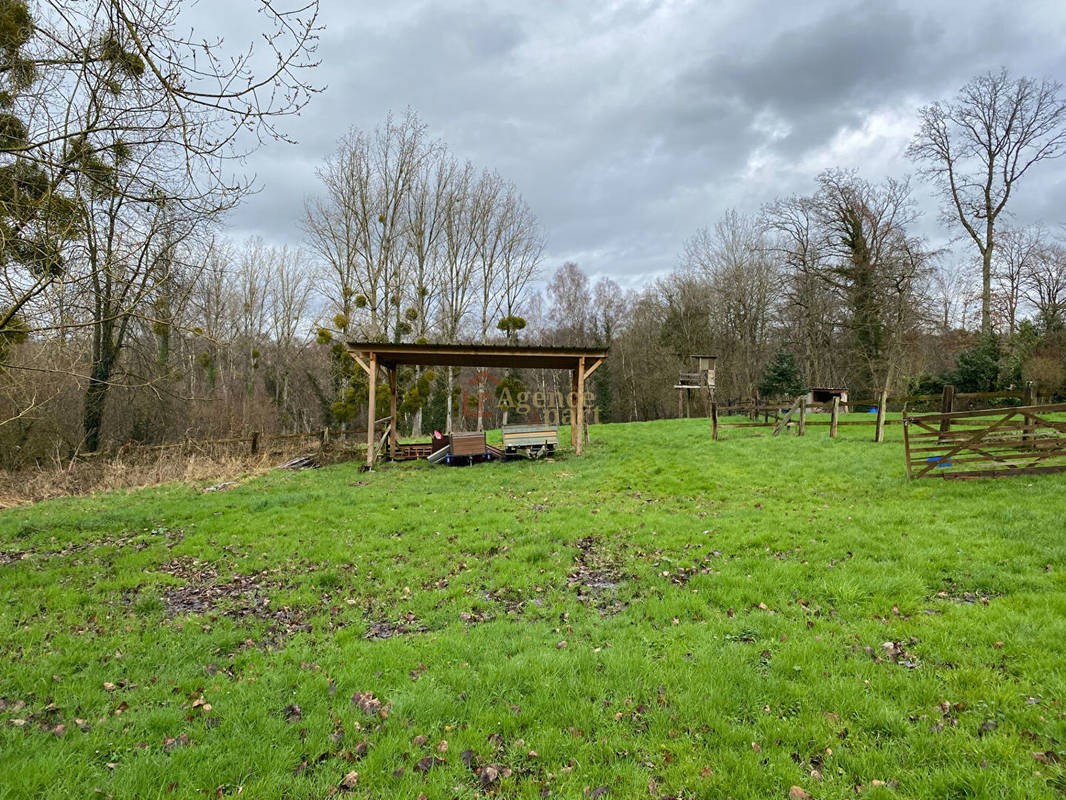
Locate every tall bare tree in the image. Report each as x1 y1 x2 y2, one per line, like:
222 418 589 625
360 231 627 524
304 111 428 341
907 70 1066 336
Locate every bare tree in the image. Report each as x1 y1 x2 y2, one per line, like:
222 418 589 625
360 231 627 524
546 262 593 346
304 111 428 341
992 226 1044 334
265 245 313 424
683 211 780 398
907 69 1066 336
762 196 842 387
930 260 979 333
1024 241 1066 331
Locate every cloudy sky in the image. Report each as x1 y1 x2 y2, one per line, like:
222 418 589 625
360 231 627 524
212 0 1066 288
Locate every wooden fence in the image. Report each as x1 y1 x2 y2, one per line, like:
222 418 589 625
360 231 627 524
903 403 1066 479
712 391 894 442
711 384 1035 443
83 417 395 460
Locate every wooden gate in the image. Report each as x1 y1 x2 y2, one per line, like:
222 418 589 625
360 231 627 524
903 403 1066 480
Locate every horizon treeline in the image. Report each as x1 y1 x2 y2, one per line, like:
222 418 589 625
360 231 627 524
3 12 1065 471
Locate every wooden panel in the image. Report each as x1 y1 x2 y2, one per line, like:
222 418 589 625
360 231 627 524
450 432 487 457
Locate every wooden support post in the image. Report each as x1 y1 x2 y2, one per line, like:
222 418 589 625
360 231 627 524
830 395 839 439
576 356 586 456
250 431 260 455
875 387 888 443
711 402 719 441
366 353 377 468
938 384 954 443
797 396 806 436
1023 381 1035 441
320 427 329 447
678 388 683 419
571 373 579 448
388 366 398 459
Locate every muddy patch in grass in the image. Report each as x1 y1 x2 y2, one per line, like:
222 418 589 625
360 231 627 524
1 528 184 567
932 579 999 606
568 536 628 615
155 557 311 643
365 612 427 640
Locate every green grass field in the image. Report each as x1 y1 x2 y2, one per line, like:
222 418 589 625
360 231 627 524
1 418 1065 799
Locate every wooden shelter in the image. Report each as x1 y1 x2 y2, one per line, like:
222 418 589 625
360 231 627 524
346 342 608 467
806 387 848 411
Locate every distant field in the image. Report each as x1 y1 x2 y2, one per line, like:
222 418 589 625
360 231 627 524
1 418 1065 799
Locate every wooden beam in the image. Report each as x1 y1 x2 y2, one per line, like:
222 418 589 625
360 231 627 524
351 354 371 376
830 395 839 439
346 341 608 371
366 352 377 468
583 357 605 380
388 366 398 460
772 396 802 436
576 356 586 456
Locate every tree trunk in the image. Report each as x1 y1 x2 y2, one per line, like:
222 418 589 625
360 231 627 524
981 241 993 337
446 366 454 433
83 352 116 453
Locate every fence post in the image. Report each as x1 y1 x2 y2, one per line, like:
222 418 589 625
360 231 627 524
797 396 806 436
938 384 955 442
874 388 888 443
830 395 839 439
250 431 260 455
320 427 329 448
1023 381 1035 441
711 402 719 441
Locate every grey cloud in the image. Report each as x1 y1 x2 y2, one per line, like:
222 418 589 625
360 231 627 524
211 0 1066 284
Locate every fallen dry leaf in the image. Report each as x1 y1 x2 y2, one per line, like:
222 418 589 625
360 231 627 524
338 770 358 790
351 691 390 719
788 787 811 800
